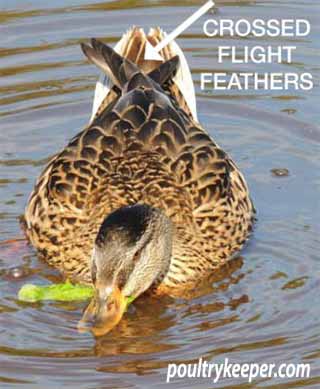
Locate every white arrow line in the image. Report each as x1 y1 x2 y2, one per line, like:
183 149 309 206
145 0 214 61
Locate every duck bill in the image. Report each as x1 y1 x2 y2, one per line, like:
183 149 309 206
78 285 127 337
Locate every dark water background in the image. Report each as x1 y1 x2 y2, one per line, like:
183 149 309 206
0 0 319 387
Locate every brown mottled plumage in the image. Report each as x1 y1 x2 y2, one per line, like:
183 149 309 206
23 28 254 300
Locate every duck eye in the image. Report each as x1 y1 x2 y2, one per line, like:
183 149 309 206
133 250 140 263
91 259 97 284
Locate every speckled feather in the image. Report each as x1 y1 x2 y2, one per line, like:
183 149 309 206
23 28 254 295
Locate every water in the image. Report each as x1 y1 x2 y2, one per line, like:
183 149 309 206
0 0 319 387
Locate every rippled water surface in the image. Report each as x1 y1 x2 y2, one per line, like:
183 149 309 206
0 0 319 388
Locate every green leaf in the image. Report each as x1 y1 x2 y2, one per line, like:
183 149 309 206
18 282 94 302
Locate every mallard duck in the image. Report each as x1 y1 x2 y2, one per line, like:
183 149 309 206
23 28 254 336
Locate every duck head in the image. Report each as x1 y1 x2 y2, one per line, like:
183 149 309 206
79 204 173 336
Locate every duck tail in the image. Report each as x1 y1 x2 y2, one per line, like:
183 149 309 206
90 27 198 123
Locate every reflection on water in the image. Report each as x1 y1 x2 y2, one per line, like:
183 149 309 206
0 0 319 387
